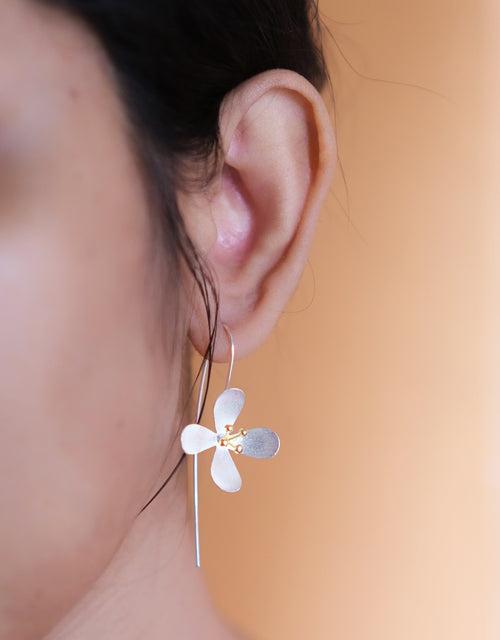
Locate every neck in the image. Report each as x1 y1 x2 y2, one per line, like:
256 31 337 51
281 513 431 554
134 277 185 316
45 461 241 640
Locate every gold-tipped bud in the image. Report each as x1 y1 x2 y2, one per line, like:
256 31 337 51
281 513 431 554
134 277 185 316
236 445 243 454
241 429 247 436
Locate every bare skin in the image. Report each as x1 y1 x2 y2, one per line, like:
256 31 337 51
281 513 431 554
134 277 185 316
45 465 243 640
0 1 335 639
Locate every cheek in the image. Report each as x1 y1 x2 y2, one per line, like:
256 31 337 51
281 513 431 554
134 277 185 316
0 206 176 634
0 8 182 631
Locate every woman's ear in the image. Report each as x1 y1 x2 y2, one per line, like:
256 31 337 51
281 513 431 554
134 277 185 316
182 68 336 361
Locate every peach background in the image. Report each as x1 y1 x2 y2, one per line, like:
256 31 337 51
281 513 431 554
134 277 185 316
195 1 500 638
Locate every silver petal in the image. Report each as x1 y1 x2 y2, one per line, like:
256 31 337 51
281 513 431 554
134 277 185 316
211 446 242 492
180 424 217 454
240 428 280 459
213 387 245 435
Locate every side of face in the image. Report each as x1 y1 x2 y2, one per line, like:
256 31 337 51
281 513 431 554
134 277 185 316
0 2 182 637
0 1 336 638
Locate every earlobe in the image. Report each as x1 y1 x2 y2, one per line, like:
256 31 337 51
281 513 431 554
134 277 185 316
186 68 336 361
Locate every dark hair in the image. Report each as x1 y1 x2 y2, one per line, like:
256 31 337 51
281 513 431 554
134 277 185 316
38 0 332 510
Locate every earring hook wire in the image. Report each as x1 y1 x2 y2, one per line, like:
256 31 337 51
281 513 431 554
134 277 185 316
193 356 209 568
193 323 235 567
222 323 235 389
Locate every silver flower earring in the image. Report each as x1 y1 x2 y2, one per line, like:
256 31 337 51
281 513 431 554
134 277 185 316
181 323 280 567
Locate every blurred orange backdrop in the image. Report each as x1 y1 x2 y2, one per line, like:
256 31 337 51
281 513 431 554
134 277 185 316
194 0 500 638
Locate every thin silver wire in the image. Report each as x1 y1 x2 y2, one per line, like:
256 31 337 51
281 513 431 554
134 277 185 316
193 357 209 568
222 323 235 389
193 324 235 567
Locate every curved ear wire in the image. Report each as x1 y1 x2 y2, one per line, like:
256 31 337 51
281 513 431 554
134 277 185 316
193 356 210 568
186 321 280 566
222 323 235 389
192 324 235 567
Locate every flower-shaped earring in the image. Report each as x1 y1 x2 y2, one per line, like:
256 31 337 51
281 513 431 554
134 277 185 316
181 324 280 566
181 387 280 492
